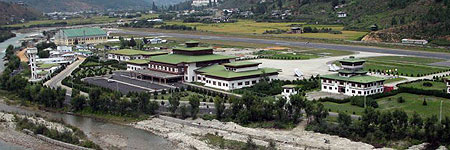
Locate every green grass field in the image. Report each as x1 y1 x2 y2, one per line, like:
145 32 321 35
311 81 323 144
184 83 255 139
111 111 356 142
384 77 407 84
377 93 450 118
165 20 368 40
363 56 450 77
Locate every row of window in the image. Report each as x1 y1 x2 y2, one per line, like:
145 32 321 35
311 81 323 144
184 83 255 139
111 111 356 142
322 85 383 95
68 37 107 42
150 64 179 73
322 79 382 88
127 65 143 70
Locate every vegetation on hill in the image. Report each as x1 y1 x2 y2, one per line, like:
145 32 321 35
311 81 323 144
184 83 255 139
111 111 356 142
0 0 186 12
0 1 41 25
214 0 450 44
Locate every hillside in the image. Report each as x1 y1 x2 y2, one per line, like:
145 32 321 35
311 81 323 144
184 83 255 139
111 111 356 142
217 0 450 44
0 1 41 25
0 0 186 12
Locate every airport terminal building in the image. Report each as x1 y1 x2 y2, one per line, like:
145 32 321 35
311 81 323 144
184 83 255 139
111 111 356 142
321 56 385 96
127 41 280 90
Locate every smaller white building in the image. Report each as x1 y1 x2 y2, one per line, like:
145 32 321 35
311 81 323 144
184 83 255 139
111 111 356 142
126 59 150 71
321 56 385 96
57 45 73 52
281 85 299 100
401 39 428 45
195 61 280 91
337 11 347 18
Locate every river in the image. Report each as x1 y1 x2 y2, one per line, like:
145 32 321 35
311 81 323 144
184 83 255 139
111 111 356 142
0 30 174 149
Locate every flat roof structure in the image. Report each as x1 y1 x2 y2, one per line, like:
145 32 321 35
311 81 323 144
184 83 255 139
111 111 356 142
134 69 183 79
149 54 237 65
196 65 280 79
339 56 365 63
224 61 262 68
109 49 168 56
321 73 385 84
127 59 151 65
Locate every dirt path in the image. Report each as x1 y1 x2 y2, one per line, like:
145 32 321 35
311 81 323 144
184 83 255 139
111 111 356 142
16 48 28 62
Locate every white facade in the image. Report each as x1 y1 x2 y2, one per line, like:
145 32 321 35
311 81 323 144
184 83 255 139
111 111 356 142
446 80 450 94
27 48 39 81
127 64 148 71
192 0 218 6
337 12 347 18
401 39 428 45
108 54 144 62
321 79 384 96
196 74 278 91
57 46 73 52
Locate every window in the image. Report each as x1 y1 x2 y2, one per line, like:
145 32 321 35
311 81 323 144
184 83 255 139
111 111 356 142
329 87 332 90
252 80 257 84
213 81 216 85
323 86 327 89
358 91 361 94
352 90 355 93
245 81 250 85
238 82 243 86
218 82 222 86
198 76 201 80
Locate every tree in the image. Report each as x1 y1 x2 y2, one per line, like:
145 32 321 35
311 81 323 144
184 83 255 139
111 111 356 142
422 98 428 106
71 95 86 111
313 103 328 124
180 105 188 119
189 95 200 119
138 92 149 113
129 37 137 47
168 95 180 115
148 100 159 115
214 96 226 120
277 0 283 8
338 112 352 128
290 94 305 123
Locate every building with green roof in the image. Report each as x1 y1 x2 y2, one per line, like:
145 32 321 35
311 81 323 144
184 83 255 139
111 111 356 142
127 41 280 88
321 56 386 96
55 27 108 45
194 62 280 91
108 49 168 62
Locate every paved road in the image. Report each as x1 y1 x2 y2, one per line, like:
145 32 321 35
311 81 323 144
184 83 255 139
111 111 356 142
43 58 85 95
113 29 450 60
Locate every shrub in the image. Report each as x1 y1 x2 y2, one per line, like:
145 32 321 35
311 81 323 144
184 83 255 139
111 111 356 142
397 96 405 103
423 82 433 87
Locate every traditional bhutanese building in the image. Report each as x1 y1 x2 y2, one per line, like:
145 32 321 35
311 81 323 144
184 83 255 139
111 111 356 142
321 56 385 96
108 49 168 62
195 62 280 91
445 76 450 94
55 27 108 45
127 41 280 89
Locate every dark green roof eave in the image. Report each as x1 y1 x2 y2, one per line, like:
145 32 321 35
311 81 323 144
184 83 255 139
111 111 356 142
321 73 385 83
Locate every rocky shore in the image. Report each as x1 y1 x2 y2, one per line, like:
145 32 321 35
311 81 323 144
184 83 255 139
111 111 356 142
0 112 70 150
132 116 375 150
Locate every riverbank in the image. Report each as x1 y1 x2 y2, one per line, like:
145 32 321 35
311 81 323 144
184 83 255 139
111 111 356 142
133 115 375 150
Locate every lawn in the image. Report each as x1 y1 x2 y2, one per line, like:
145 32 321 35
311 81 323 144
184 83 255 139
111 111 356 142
377 93 450 118
255 50 319 60
384 77 407 84
322 102 365 115
3 16 118 28
363 56 450 77
399 81 447 91
165 20 368 40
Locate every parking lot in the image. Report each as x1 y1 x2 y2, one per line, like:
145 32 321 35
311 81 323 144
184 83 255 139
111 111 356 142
83 71 184 94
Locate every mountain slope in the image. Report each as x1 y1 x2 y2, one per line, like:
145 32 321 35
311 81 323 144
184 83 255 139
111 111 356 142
0 1 41 25
0 0 186 12
217 0 449 43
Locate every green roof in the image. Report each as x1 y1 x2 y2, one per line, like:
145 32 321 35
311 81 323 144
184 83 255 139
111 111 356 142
185 40 199 44
149 54 237 64
62 27 107 38
444 76 450 81
173 46 213 51
339 56 365 63
224 61 261 67
196 65 280 79
127 59 151 65
282 84 298 88
38 63 59 69
321 74 385 84
109 49 167 56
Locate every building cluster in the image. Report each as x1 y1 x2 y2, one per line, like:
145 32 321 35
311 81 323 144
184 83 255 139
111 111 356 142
113 41 279 91
27 46 77 82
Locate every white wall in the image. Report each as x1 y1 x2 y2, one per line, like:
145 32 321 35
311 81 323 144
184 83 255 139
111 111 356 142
127 64 147 71
197 74 278 91
321 79 384 96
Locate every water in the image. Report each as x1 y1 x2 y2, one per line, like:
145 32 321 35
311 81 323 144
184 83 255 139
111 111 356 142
0 140 26 150
0 32 33 72
0 102 173 150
